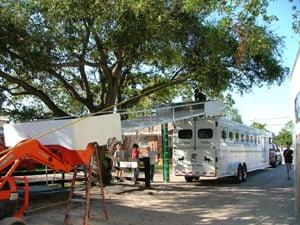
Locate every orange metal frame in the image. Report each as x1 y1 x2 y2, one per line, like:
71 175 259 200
0 139 96 219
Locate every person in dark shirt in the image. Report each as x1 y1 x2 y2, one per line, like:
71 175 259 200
194 88 206 102
283 145 294 180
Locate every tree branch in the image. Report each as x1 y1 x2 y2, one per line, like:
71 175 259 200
0 70 69 117
121 75 188 109
47 69 97 112
86 20 111 78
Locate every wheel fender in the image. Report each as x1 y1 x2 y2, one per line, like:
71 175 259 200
228 162 241 175
0 217 26 225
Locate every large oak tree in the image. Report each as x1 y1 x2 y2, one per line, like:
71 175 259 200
0 0 288 120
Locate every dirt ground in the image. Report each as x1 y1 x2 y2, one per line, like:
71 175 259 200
24 164 299 225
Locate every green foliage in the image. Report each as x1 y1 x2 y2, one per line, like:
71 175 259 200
221 94 243 123
0 0 288 121
250 122 268 131
274 120 293 147
289 0 300 33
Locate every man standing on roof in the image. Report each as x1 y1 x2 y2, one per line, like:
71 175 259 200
194 88 206 102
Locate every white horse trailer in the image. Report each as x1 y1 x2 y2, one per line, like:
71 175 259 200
173 117 272 182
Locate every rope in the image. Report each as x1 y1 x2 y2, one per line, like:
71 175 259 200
26 201 66 214
0 75 187 154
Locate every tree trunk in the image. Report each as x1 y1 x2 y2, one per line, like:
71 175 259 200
95 145 112 186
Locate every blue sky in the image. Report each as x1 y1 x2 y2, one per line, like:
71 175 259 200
232 0 299 134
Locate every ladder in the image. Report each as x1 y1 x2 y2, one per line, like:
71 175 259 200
63 148 108 225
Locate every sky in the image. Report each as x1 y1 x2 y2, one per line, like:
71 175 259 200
232 0 299 135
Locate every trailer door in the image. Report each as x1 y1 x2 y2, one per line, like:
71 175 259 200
173 119 200 175
195 119 216 176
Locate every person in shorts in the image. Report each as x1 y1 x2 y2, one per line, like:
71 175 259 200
113 143 125 179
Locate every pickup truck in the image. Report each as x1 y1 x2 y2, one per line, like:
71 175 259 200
269 144 282 168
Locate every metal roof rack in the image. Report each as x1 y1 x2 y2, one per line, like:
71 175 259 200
121 101 224 132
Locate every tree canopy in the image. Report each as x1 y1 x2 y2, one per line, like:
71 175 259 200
250 121 268 131
0 0 288 121
221 94 243 123
274 120 293 147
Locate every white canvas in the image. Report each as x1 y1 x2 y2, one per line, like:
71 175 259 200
4 113 122 149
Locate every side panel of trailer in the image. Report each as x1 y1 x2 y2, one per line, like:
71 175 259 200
173 119 199 176
216 119 270 177
173 117 271 180
173 118 218 177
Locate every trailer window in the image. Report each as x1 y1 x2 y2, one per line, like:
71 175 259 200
229 131 233 141
235 133 239 141
178 129 193 139
198 129 213 139
221 130 227 140
295 91 300 122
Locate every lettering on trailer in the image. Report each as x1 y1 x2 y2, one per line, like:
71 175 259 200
191 153 197 162
0 154 14 169
203 156 212 163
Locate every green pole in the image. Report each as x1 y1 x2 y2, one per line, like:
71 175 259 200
161 123 170 182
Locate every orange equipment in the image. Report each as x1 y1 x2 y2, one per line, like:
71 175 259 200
0 139 97 225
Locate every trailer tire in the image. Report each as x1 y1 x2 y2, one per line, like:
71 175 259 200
234 164 243 183
193 176 200 181
0 217 26 225
271 157 277 168
184 176 194 182
242 163 247 182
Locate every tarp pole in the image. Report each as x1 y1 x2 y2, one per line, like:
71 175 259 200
161 123 170 182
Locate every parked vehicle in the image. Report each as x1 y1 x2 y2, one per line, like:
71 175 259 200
269 143 283 167
173 117 272 183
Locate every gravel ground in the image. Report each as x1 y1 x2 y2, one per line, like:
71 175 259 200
24 164 299 225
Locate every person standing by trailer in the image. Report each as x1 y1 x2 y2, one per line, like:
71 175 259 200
131 143 140 185
283 145 294 180
113 143 125 180
147 146 157 182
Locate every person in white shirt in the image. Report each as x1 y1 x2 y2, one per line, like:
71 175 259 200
147 146 157 182
113 143 125 179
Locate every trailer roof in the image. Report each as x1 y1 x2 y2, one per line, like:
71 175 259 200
121 101 224 132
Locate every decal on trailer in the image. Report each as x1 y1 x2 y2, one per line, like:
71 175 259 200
191 153 197 162
203 156 212 163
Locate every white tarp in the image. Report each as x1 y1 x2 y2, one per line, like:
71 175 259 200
4 113 122 149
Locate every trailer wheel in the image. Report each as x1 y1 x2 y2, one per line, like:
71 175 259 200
271 156 277 168
193 176 200 181
0 217 26 225
242 163 247 182
234 164 243 183
184 176 194 182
